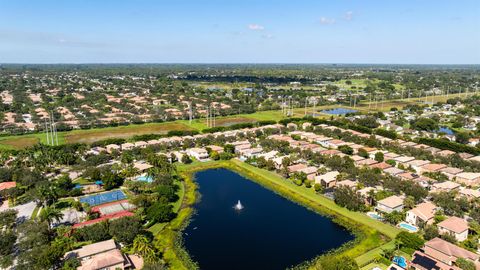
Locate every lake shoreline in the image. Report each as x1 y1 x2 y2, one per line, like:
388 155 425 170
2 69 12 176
156 160 399 269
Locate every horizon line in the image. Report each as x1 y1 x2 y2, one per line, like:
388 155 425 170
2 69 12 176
1 62 479 66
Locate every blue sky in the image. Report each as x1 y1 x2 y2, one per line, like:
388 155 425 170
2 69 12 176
0 0 479 64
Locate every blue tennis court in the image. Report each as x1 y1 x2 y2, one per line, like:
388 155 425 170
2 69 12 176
79 190 126 206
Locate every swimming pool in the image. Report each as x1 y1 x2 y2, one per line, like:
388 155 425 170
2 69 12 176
398 222 418 232
367 212 383 220
321 108 358 115
136 175 153 183
79 190 126 206
393 256 407 268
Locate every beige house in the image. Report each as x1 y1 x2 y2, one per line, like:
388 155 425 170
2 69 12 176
421 238 478 267
314 171 340 188
420 163 447 173
455 172 480 186
431 181 460 193
405 202 437 227
437 216 469 242
459 188 480 200
65 239 139 270
376 195 404 214
186 148 209 161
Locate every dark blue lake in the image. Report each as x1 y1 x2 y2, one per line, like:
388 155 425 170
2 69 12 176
183 168 354 270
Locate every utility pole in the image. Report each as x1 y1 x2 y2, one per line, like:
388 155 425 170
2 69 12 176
188 101 192 124
50 114 55 145
304 97 307 116
206 106 209 128
55 123 59 146
213 107 216 127
45 120 50 146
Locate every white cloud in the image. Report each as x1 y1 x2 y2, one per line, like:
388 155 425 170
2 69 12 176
319 17 335 25
344 11 354 21
248 24 265 31
262 33 274 39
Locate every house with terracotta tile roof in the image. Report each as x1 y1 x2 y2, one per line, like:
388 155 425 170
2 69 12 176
299 166 319 180
355 158 378 166
420 163 448 173
287 163 308 174
65 239 138 270
455 172 480 186
315 171 340 188
133 162 153 172
337 179 357 189
406 202 437 227
458 152 474 159
370 162 392 170
411 250 462 270
422 238 479 267
350 155 365 162
431 181 460 193
459 188 480 200
376 195 404 214
437 216 469 242
439 167 463 180
319 149 342 156
383 167 405 176
105 144 121 153
406 159 431 173
0 181 16 191
394 155 416 165
121 142 135 151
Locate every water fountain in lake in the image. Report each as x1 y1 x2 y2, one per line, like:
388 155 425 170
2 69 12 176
234 200 244 210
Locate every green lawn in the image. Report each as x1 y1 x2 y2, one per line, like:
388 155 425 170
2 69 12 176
148 179 187 235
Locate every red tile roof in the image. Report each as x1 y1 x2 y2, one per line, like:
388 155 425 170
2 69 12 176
0 182 16 191
73 211 133 229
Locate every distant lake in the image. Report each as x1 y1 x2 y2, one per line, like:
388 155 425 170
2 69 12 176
183 168 354 270
321 108 358 115
436 126 454 135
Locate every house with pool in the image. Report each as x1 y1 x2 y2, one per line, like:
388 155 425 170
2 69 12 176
405 202 437 227
376 195 404 214
411 238 479 270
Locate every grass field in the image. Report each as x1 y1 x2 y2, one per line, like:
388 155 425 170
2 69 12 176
64 122 193 144
0 136 40 149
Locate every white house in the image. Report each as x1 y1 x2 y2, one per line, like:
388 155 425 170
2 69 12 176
186 148 209 161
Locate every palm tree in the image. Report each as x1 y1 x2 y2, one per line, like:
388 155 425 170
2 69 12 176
132 235 157 263
39 206 64 228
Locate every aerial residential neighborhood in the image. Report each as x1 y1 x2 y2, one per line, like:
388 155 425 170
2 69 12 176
0 0 479 270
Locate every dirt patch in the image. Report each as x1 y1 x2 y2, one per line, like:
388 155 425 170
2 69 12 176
65 122 192 144
208 117 257 127
0 137 39 149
